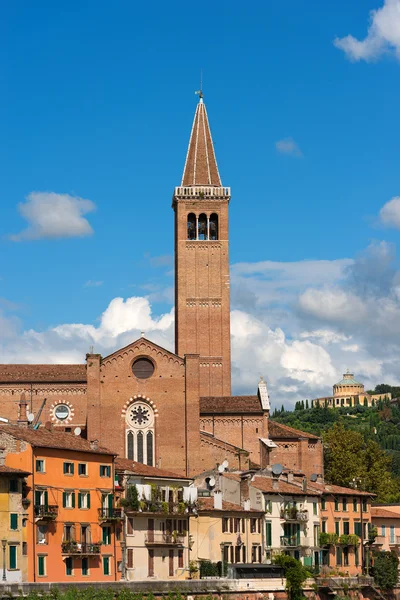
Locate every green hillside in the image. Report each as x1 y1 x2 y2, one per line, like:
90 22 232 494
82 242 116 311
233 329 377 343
272 385 400 502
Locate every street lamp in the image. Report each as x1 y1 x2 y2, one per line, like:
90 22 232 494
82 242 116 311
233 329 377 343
2 538 7 581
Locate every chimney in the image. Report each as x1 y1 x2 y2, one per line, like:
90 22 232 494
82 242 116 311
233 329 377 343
287 472 294 483
90 439 99 451
272 479 279 491
214 491 222 510
302 477 307 493
243 499 251 511
18 397 29 426
240 474 250 505
258 377 270 411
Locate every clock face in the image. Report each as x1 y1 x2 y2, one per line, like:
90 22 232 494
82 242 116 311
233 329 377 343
126 402 154 429
54 404 70 421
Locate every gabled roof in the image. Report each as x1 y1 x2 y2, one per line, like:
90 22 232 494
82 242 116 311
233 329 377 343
251 476 321 496
200 396 263 414
0 364 86 383
197 497 263 514
371 507 400 519
181 98 222 187
101 337 182 364
0 425 115 456
115 458 192 481
268 421 319 441
0 465 30 476
308 481 373 497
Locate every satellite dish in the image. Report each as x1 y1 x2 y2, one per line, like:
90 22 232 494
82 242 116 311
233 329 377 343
310 473 318 482
271 463 283 476
218 464 225 473
27 413 34 423
74 427 82 436
209 477 216 487
222 459 229 469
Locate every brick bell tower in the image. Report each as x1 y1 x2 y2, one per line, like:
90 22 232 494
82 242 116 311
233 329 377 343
173 93 231 397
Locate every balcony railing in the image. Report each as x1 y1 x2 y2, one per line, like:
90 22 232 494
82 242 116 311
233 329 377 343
124 500 196 516
61 541 101 555
98 508 123 521
174 186 231 200
280 535 300 547
144 532 186 546
280 508 309 522
34 505 58 520
316 576 374 589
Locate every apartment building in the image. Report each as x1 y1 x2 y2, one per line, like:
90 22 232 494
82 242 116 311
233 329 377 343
371 505 400 553
0 424 121 582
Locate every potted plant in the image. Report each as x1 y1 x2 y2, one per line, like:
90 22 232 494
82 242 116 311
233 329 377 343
189 560 199 579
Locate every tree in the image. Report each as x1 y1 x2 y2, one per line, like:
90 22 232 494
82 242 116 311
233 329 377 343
373 551 399 590
273 554 309 600
305 399 309 410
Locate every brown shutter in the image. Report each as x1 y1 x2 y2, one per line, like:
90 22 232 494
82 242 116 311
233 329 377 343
169 550 174 576
178 549 184 569
148 549 154 577
127 517 133 535
148 518 154 543
127 549 133 569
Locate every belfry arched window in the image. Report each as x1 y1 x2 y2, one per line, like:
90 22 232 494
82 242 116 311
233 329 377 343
209 213 218 240
125 401 155 466
198 214 208 240
187 213 196 240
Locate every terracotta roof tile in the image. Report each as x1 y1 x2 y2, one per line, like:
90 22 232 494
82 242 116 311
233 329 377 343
181 99 222 187
200 431 248 454
0 465 30 476
251 476 321 496
371 507 400 518
0 425 114 455
0 364 86 383
200 396 262 414
115 458 191 480
268 421 319 440
308 481 373 497
198 497 263 513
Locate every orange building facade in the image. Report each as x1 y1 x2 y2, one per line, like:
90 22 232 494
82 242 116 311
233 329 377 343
0 425 122 582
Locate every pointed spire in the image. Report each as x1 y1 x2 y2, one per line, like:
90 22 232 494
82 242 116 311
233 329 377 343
181 96 222 187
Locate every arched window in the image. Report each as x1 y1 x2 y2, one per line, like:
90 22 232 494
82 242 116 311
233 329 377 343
137 432 144 464
127 431 134 460
209 213 218 240
146 432 153 467
198 214 208 240
187 213 196 240
125 400 155 465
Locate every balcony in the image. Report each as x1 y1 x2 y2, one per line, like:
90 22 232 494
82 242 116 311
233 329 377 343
61 541 102 555
280 534 300 547
34 505 58 521
280 508 309 522
124 499 196 516
373 535 385 546
174 186 231 200
144 532 186 546
98 508 123 521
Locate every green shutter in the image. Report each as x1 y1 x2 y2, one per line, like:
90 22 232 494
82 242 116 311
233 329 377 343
354 522 361 536
82 557 88 576
9 546 17 569
35 490 41 505
66 557 72 575
102 527 107 545
78 493 82 509
87 493 90 509
108 494 113 510
103 556 110 576
10 514 18 530
44 490 48 507
71 463 74 475
266 521 272 546
72 492 75 508
63 492 67 508
63 463 67 474
38 556 45 576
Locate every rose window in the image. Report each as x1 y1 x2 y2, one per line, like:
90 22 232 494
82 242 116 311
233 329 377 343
129 404 151 427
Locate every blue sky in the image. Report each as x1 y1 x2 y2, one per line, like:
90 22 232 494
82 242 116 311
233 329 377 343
2 0 400 405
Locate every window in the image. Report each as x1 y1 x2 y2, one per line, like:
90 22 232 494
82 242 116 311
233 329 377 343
187 213 196 240
235 545 241 563
63 462 74 475
390 526 395 544
321 497 326 510
336 546 342 566
36 459 45 473
251 545 259 563
78 492 90 509
353 498 358 512
198 213 208 240
343 546 349 567
362 499 368 512
313 503 318 516
102 526 111 545
322 520 327 533
146 432 153 467
100 465 111 478
38 555 46 577
381 525 386 536
343 521 350 535
9 480 18 493
10 513 18 530
103 556 110 576
66 557 73 576
127 517 134 535
127 431 134 460
127 549 134 568
78 463 87 476
266 521 272 547
35 489 48 507
335 521 340 535
234 518 241 533
63 524 74 542
334 498 339 511
355 546 359 567
354 521 362 537
342 497 347 511
22 542 27 556
222 518 228 533
137 432 144 464
209 213 219 240
178 549 184 569
82 558 89 576
9 546 17 570
265 499 272 513
251 518 260 533
37 525 48 544
63 491 75 508
126 401 155 466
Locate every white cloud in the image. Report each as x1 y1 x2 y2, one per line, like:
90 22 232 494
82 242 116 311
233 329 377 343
275 137 303 157
298 287 368 323
379 196 400 228
334 0 400 62
10 192 96 241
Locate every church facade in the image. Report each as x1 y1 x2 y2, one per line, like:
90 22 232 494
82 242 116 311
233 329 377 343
0 96 323 479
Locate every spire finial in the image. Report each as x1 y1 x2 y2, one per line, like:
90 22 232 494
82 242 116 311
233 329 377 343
195 69 203 101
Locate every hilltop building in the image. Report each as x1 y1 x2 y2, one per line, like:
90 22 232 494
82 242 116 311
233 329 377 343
311 371 391 409
0 96 323 480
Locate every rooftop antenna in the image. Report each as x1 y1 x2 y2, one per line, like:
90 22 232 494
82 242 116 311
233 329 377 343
195 69 203 100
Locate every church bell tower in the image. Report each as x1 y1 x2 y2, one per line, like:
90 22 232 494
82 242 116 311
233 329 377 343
173 94 231 397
